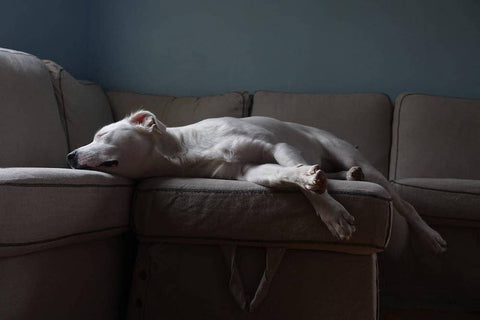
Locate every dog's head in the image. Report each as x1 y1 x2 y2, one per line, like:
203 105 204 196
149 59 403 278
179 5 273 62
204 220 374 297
67 110 167 178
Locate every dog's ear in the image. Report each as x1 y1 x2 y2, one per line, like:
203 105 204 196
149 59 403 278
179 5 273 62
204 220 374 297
128 110 166 133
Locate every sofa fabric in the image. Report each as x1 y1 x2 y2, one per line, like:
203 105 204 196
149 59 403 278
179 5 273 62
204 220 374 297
390 93 480 180
386 177 480 309
106 90 251 124
0 168 133 257
43 60 114 151
383 93 480 312
133 178 392 254
392 178 480 226
0 48 67 167
0 236 131 320
251 91 393 176
381 223 480 311
128 243 378 320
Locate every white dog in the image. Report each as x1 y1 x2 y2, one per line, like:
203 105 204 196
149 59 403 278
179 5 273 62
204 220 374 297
67 110 447 253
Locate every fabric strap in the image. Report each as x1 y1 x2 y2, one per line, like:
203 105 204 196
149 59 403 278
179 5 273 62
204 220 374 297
221 245 286 312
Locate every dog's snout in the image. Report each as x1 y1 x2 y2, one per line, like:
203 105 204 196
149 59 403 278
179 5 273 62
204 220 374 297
66 151 78 168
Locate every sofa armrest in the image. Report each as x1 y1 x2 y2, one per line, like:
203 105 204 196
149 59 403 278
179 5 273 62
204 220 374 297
0 167 133 257
43 60 114 152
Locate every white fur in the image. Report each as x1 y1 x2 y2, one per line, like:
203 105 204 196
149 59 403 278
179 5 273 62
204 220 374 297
68 110 447 251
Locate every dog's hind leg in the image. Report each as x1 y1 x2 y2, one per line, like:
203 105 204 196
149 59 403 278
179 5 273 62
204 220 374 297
361 163 446 253
270 143 312 167
326 166 365 181
239 163 326 192
267 143 328 192
326 143 447 253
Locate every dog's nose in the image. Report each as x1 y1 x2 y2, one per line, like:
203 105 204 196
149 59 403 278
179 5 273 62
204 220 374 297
66 151 78 168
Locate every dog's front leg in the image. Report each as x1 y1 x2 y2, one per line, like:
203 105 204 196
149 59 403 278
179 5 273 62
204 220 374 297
238 164 355 240
301 189 355 240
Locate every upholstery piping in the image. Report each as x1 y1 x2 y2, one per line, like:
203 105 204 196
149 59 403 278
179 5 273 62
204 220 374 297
0 225 128 246
137 235 388 251
392 180 480 196
0 182 132 188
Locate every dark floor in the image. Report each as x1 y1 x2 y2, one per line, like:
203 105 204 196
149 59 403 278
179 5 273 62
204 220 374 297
380 308 480 320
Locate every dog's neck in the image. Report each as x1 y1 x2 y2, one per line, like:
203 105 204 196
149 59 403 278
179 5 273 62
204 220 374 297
141 128 187 177
155 128 184 157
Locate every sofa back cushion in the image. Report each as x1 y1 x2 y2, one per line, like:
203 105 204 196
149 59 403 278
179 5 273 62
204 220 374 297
390 93 480 180
0 48 67 167
106 91 250 125
251 91 393 176
43 60 114 151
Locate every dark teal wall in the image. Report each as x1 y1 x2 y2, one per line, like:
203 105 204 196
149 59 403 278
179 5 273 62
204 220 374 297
2 1 480 99
87 0 480 98
0 0 90 78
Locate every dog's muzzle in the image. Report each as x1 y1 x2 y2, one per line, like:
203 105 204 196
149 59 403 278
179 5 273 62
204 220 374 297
66 151 82 169
66 151 119 169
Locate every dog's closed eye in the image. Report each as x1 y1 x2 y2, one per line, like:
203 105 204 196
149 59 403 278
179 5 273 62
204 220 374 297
95 131 109 141
99 160 119 167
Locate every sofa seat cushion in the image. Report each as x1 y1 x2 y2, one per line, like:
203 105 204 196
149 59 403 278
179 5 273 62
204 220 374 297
0 168 133 257
133 178 392 254
392 178 480 227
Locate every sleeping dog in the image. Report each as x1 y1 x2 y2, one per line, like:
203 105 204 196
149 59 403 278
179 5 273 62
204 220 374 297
67 110 447 253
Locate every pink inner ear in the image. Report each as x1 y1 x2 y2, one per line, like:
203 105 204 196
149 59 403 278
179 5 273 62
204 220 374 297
130 112 150 124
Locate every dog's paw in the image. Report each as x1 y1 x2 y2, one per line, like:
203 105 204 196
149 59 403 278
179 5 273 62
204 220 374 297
322 210 356 240
299 164 327 193
346 166 364 181
414 224 448 254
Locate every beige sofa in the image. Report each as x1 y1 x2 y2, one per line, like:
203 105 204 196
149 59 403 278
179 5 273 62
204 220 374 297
381 93 480 311
0 47 478 319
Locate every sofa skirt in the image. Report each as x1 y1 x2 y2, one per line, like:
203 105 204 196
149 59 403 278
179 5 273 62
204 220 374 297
128 242 379 320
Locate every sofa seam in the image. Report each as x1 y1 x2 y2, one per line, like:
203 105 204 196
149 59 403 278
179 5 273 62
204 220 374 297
421 214 480 223
137 233 385 249
241 91 248 117
383 202 394 248
393 92 414 180
392 181 480 196
58 68 72 152
401 92 480 102
253 90 392 97
0 225 129 247
135 187 392 201
0 182 133 188
135 235 387 250
383 94 394 179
